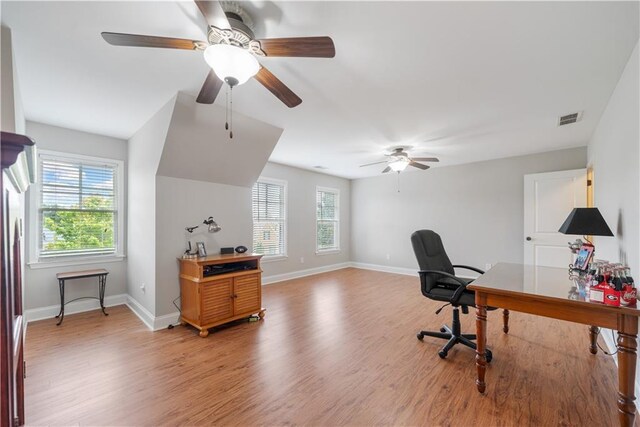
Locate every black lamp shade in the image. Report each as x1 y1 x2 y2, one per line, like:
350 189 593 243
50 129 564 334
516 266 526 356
558 207 613 236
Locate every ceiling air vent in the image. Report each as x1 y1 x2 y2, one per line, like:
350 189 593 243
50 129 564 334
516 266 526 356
558 111 583 126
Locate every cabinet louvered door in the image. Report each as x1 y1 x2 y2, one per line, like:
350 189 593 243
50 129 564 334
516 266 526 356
200 279 233 325
233 274 261 315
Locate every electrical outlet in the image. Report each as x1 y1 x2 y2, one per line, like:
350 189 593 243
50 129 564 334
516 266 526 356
140 283 146 292
300 257 305 264
386 253 391 260
485 264 492 271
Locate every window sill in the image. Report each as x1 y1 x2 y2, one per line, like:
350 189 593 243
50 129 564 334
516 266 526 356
28 255 125 270
316 249 341 256
261 255 288 263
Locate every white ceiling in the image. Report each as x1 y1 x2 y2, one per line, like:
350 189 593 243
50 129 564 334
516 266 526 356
2 1 638 179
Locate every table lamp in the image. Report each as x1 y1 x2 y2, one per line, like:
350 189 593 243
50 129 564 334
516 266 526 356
558 207 613 238
559 207 613 269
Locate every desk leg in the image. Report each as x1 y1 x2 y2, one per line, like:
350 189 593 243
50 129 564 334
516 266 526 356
589 326 599 355
503 309 510 334
56 279 65 326
475 302 488 393
99 274 109 317
617 314 638 427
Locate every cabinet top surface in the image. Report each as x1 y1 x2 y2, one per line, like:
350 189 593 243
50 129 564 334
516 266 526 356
179 253 263 265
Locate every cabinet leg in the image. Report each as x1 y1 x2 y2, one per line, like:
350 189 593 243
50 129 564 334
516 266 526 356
258 309 266 320
199 329 209 338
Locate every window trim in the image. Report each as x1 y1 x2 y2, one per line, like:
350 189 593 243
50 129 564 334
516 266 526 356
28 149 125 266
252 176 288 261
315 186 340 254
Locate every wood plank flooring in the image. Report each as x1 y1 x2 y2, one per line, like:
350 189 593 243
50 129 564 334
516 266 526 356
25 268 619 426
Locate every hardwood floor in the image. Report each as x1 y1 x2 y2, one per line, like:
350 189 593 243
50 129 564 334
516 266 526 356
25 268 619 426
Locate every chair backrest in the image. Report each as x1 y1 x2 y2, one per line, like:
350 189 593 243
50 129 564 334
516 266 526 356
411 230 455 276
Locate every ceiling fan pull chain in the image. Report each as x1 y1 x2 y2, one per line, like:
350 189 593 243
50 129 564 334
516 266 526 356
229 86 233 139
397 171 401 193
224 84 229 131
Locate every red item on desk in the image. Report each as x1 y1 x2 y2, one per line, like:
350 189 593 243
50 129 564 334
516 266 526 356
621 284 637 306
604 286 621 307
589 282 607 304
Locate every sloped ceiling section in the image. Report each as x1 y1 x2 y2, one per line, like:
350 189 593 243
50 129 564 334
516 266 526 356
157 92 283 187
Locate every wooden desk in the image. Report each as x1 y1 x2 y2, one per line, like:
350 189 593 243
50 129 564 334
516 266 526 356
468 263 639 427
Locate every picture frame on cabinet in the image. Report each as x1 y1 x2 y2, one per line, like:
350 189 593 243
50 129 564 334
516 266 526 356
196 241 207 257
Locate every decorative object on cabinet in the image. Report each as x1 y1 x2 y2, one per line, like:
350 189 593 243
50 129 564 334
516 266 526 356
235 245 247 254
220 247 234 255
196 242 207 257
179 253 265 337
1 131 36 427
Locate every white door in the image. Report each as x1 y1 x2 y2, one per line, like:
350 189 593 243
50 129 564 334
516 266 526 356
524 169 587 267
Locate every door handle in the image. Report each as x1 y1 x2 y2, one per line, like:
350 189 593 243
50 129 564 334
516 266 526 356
526 236 532 241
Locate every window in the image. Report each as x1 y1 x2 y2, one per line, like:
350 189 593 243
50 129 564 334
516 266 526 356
30 150 124 263
316 187 340 252
252 178 287 258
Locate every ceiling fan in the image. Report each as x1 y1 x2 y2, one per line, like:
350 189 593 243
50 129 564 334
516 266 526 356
101 0 335 109
359 147 439 173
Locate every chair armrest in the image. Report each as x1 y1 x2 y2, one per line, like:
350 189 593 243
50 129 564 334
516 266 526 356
452 264 485 275
419 270 470 304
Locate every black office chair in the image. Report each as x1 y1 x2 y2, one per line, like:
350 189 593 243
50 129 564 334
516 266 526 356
411 229 499 361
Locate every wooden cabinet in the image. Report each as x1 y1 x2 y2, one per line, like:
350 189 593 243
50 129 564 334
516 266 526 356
179 254 264 337
1 131 35 427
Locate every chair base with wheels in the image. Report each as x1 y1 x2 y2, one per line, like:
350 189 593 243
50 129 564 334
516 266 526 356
416 306 493 362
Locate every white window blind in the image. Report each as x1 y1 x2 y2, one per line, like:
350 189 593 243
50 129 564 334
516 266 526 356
38 154 119 258
316 187 340 252
252 179 286 257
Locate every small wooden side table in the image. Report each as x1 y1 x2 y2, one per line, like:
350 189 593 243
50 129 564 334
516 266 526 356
55 269 109 325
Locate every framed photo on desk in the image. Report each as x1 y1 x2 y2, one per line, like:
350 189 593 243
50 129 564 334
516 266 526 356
574 244 594 271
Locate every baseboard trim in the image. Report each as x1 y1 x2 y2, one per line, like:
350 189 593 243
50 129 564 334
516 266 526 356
24 294 128 324
125 295 155 331
262 262 351 285
154 312 181 331
349 262 417 276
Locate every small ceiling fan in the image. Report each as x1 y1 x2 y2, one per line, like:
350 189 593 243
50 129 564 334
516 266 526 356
101 0 335 109
360 147 439 173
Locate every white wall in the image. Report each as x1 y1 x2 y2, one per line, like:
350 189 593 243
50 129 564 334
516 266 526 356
23 121 127 310
588 40 639 276
155 176 252 316
351 147 587 271
259 162 351 278
127 96 175 316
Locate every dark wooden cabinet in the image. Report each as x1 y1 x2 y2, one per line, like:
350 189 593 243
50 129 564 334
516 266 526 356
1 131 35 427
179 254 265 337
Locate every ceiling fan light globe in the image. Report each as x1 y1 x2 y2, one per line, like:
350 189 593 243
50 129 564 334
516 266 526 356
204 44 259 86
389 158 409 172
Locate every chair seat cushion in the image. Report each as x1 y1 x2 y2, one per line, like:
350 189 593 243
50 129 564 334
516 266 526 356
425 277 477 307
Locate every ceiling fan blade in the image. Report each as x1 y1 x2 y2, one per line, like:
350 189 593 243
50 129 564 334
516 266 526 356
101 32 206 50
257 37 335 58
359 160 388 167
196 70 223 104
382 166 392 174
409 161 430 170
194 0 231 30
254 66 302 108
411 157 440 162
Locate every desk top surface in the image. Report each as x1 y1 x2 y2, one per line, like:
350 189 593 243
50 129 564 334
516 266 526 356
56 269 108 279
468 262 640 315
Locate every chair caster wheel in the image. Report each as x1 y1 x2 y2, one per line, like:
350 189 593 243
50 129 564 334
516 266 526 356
438 350 447 359
440 327 447 333
485 349 493 363
417 333 424 341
